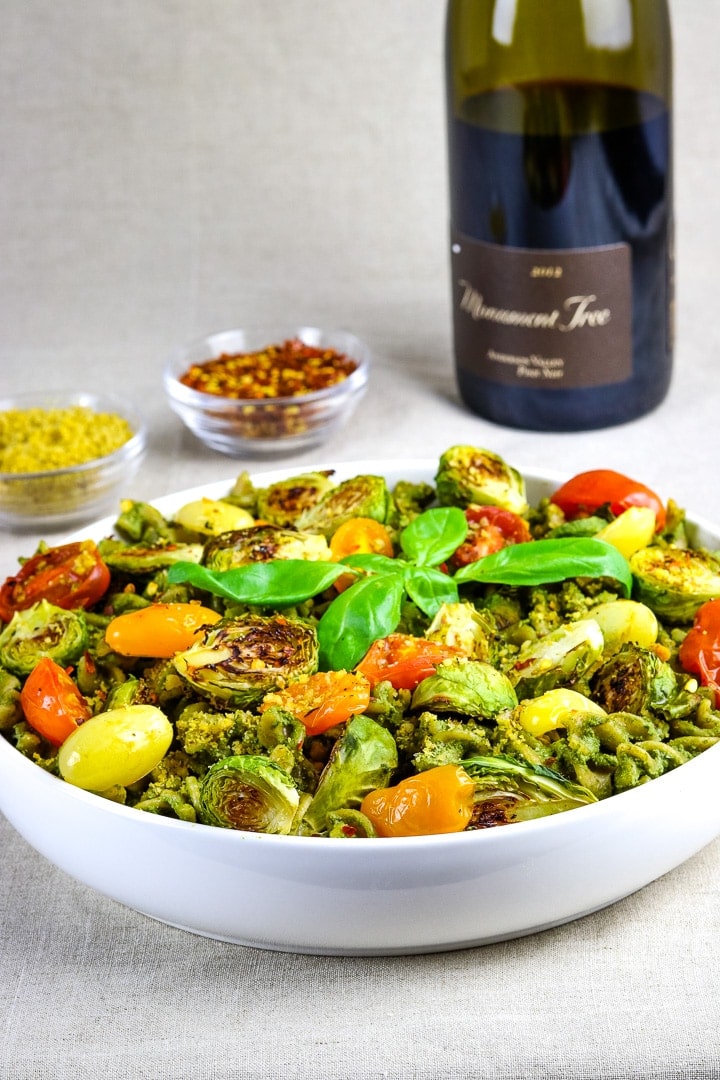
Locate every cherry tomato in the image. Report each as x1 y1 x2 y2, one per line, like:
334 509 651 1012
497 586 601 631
58 704 173 790
105 603 222 658
329 518 394 593
450 504 531 567
549 469 666 532
0 540 111 623
361 764 476 837
679 599 720 704
355 633 462 691
20 657 91 748
260 669 371 736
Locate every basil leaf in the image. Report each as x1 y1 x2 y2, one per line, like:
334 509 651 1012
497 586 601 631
167 559 346 606
340 553 403 576
318 574 405 670
400 507 468 568
403 566 459 618
453 538 632 596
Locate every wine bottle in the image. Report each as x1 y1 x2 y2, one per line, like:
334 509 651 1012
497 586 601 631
445 0 673 431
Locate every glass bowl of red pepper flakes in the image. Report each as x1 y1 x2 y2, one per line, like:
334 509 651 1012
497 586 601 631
163 327 370 456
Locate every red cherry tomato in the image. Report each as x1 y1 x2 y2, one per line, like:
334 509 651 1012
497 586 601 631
105 603 222 658
361 764 476 837
260 670 371 736
20 657 92 747
0 541 111 623
450 505 532 567
679 599 720 705
355 633 462 691
549 469 666 532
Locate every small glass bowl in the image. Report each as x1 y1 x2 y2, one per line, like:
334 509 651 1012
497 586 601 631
0 390 146 531
163 326 370 456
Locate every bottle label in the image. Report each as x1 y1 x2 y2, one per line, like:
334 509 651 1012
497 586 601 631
451 229 632 390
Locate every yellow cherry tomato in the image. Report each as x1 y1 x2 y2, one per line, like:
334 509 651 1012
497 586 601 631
596 506 656 559
174 498 254 536
329 517 394 592
588 599 659 652
361 764 476 837
517 688 606 738
58 704 173 790
105 602 221 658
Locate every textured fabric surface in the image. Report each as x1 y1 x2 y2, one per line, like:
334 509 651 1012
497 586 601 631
2 1 720 1076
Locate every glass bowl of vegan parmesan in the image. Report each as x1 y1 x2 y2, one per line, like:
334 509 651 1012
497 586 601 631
0 391 146 530
163 327 371 456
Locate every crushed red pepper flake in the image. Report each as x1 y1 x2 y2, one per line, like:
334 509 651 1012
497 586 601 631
179 339 358 400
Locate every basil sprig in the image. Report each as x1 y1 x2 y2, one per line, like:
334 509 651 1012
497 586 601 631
167 510 632 670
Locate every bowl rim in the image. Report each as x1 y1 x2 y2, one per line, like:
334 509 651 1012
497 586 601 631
163 325 370 409
0 389 147 482
2 455 720 852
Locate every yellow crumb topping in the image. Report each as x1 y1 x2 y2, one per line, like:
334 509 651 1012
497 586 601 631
0 406 134 473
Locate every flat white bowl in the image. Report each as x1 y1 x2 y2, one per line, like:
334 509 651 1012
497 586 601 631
1 460 719 955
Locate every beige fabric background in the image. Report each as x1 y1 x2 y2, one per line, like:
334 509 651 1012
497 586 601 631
2 2 720 1078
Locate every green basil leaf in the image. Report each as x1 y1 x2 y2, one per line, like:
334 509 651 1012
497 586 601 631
400 507 468 567
403 566 459 619
453 538 632 596
340 553 403 576
166 559 346 606
318 574 405 670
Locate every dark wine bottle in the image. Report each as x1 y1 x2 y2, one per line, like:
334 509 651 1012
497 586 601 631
445 0 673 431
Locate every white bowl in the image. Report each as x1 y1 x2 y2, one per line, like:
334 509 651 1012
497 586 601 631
163 327 370 456
1 461 719 955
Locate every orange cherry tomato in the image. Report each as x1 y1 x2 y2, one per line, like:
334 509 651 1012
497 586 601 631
679 599 720 705
20 657 92 748
0 540 111 623
104 603 222 658
355 633 462 691
260 669 371 737
549 469 666 532
329 517 394 593
449 504 531 567
361 764 476 837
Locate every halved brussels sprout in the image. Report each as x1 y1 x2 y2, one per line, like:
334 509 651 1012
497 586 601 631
295 475 394 538
424 602 494 660
435 446 528 516
510 618 604 700
98 540 204 574
202 524 330 571
411 658 517 718
462 754 597 826
590 644 679 716
173 613 319 707
198 754 300 833
630 546 720 624
0 599 88 676
255 472 336 526
301 714 398 834
114 500 176 543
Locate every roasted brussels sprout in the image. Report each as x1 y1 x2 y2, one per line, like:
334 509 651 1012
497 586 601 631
173 613 319 707
301 714 398 834
590 644 679 716
510 618 604 700
295 475 394 538
114 499 176 543
462 754 597 825
0 599 88 676
629 546 720 624
411 658 517 718
255 472 336 526
202 524 330 571
425 602 495 660
98 540 204 574
198 755 300 833
0 668 22 731
391 480 436 528
435 446 528 516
